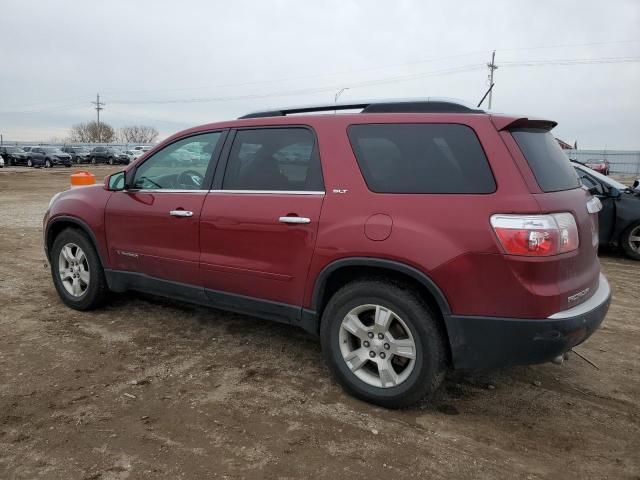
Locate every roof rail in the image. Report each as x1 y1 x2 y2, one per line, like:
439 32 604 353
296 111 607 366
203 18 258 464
238 98 484 119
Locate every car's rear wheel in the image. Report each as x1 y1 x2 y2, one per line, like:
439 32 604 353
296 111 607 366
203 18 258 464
90 157 96 164
108 157 114 165
45 159 52 168
621 222 640 260
51 228 109 310
27 159 33 167
320 279 446 408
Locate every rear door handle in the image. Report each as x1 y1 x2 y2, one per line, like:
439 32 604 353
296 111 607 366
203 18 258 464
170 210 193 217
279 216 311 224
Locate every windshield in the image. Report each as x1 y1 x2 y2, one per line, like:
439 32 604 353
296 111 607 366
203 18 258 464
575 164 627 190
6 146 25 153
43 147 64 154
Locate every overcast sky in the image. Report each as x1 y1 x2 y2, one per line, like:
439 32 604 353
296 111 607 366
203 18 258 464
1 0 638 148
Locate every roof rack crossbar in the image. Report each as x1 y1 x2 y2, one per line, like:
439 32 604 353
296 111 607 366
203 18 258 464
239 99 483 119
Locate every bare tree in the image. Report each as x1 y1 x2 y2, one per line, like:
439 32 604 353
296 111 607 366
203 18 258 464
118 125 159 144
68 121 116 143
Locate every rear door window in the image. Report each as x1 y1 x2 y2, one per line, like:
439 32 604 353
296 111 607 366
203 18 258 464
222 128 324 191
511 128 580 192
347 124 495 193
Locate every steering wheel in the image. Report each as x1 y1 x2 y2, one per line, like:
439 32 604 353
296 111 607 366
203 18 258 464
176 170 204 189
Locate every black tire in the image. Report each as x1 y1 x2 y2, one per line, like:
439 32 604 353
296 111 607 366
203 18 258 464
90 157 96 164
50 228 109 310
27 159 33 167
108 157 114 165
320 279 446 409
621 222 640 261
45 159 52 168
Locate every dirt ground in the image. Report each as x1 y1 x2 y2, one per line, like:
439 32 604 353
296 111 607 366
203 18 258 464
0 166 638 480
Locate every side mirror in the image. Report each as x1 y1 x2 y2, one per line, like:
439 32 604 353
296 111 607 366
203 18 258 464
608 186 621 199
105 171 126 191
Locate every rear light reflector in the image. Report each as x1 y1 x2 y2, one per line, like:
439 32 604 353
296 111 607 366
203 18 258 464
490 213 579 256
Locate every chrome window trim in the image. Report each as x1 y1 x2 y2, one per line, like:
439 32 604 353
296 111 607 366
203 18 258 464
124 189 209 194
209 189 325 195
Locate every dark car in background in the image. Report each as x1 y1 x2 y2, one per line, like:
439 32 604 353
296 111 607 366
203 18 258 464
31 147 72 168
0 146 30 166
21 146 46 167
584 159 610 176
61 146 91 164
89 146 130 165
573 161 640 260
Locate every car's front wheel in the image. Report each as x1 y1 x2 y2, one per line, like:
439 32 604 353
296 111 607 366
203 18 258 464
108 157 114 165
51 228 109 310
621 222 640 260
320 279 446 408
44 159 52 168
27 159 33 167
90 157 96 164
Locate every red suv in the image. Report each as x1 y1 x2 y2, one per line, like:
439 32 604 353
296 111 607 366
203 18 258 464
44 100 611 408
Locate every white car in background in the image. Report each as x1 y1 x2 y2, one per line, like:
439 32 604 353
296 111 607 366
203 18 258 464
124 149 144 163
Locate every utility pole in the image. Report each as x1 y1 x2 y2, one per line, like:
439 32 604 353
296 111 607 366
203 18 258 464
91 93 105 142
487 51 498 109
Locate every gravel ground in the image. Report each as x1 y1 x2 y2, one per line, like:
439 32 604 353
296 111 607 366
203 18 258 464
0 166 638 479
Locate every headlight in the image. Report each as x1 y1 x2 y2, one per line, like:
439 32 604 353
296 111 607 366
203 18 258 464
48 191 63 209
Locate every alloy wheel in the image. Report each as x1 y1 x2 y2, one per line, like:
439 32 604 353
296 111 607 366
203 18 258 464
58 243 90 297
628 225 640 254
339 304 416 388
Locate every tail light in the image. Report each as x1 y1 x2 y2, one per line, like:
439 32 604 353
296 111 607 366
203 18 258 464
490 213 579 256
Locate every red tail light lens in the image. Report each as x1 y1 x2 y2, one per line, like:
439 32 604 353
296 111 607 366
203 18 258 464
490 213 579 256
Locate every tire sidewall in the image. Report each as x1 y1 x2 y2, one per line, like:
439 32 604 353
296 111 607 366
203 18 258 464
51 229 104 310
621 222 640 260
321 281 443 407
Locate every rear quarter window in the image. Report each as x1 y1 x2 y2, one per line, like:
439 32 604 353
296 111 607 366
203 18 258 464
347 124 496 194
511 128 580 192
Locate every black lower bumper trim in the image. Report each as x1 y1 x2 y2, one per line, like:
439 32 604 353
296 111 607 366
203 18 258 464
445 293 611 370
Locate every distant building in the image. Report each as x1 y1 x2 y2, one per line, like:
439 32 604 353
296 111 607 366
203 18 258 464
555 137 575 150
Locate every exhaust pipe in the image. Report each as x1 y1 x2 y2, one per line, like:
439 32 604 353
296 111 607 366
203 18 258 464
551 351 571 365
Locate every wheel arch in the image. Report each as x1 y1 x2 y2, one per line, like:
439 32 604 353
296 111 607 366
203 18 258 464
310 257 453 362
45 216 106 267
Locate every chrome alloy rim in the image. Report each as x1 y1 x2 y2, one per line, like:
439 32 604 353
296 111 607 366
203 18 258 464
339 304 416 388
58 243 90 297
628 226 640 253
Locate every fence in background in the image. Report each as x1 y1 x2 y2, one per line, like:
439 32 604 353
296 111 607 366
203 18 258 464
567 150 640 175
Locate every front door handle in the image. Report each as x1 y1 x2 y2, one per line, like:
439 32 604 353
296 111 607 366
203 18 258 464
170 210 193 217
279 216 311 224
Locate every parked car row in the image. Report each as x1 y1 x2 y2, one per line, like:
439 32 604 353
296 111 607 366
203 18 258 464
0 144 152 167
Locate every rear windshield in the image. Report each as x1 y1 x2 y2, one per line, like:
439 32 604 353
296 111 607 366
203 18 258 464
511 128 580 192
347 124 496 194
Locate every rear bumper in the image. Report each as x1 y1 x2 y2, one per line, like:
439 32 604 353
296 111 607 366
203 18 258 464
445 274 611 370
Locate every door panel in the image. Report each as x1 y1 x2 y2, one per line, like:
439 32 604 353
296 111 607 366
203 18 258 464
104 130 225 286
199 192 323 305
199 126 325 307
105 191 206 284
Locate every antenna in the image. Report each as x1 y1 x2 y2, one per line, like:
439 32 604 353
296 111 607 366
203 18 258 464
477 83 495 108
